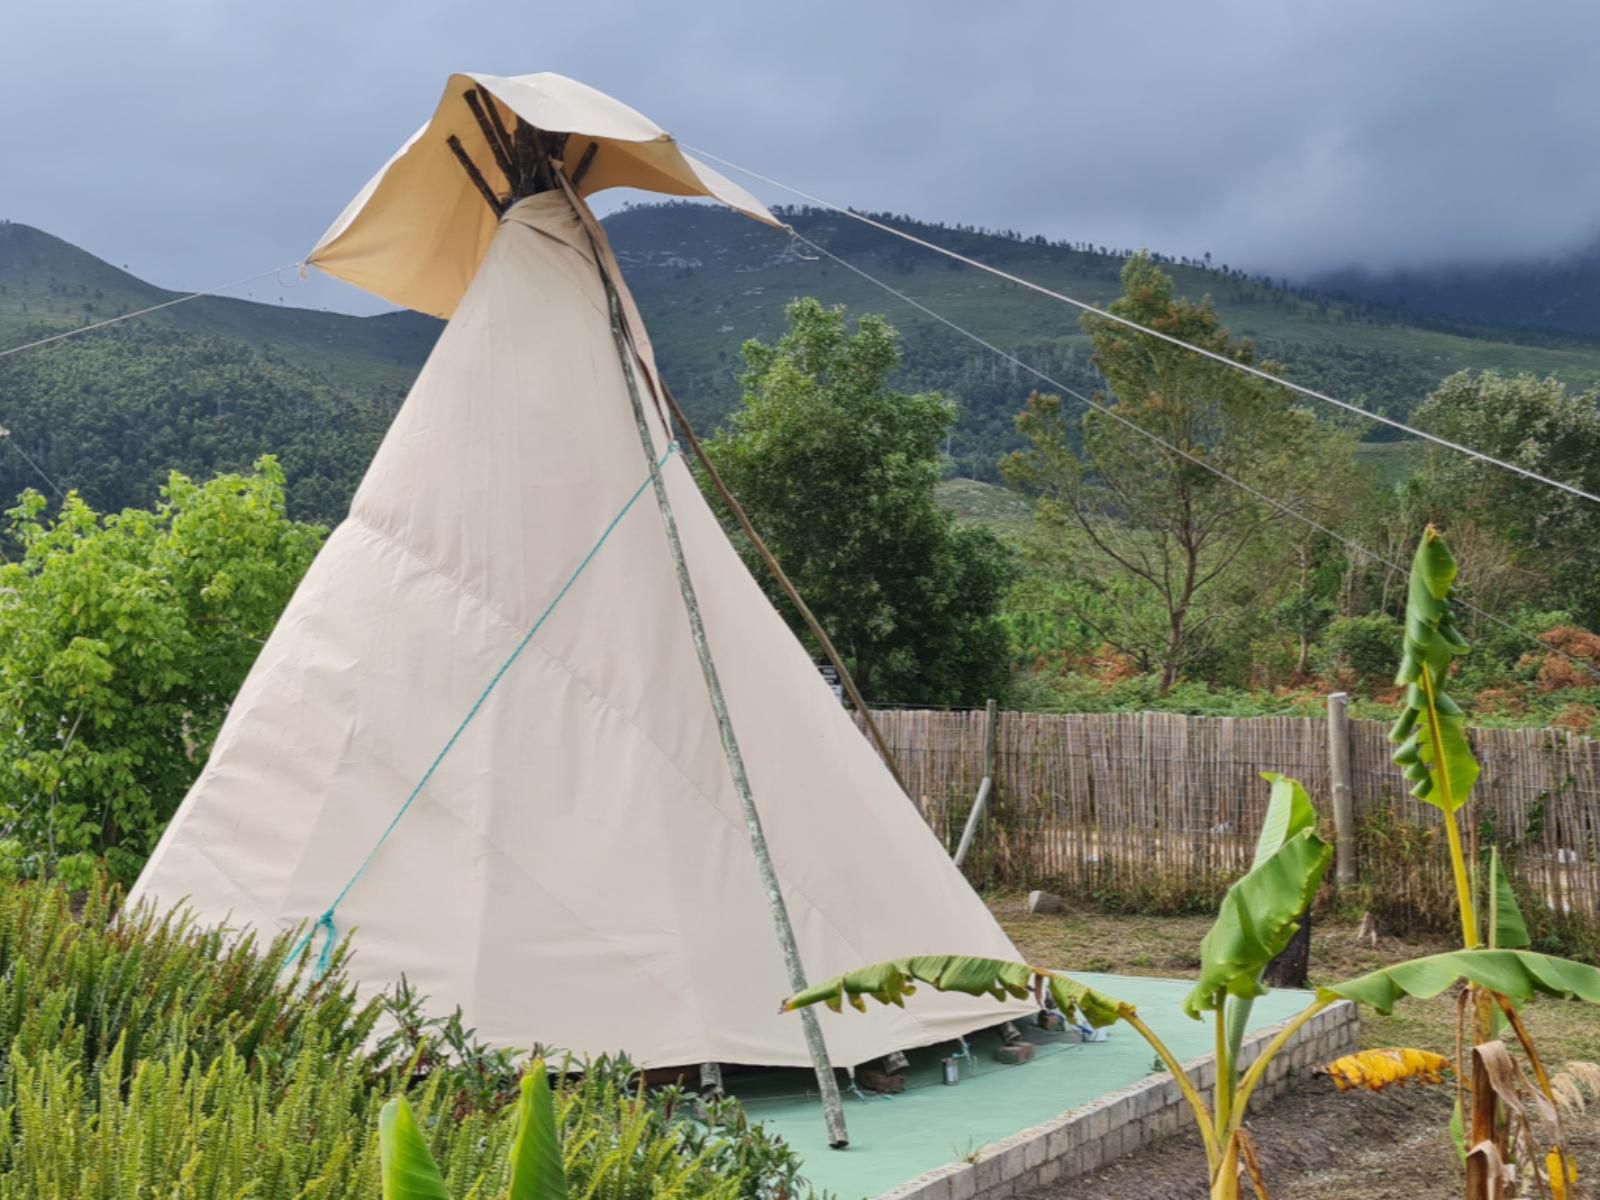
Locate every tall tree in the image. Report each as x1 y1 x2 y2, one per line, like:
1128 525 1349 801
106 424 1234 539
0 458 323 885
703 298 1015 706
1002 254 1345 693
1411 370 1600 626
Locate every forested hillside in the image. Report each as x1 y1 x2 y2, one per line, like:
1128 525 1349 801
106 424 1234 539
609 204 1600 479
0 220 433 522
6 207 1600 520
0 325 404 522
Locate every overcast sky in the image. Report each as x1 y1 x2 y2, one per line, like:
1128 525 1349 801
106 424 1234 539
3 0 1597 315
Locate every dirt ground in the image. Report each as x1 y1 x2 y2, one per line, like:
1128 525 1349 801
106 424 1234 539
991 895 1600 1199
1030 1082 1600 1200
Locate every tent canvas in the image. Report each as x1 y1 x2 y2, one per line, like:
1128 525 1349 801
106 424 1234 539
130 73 1029 1076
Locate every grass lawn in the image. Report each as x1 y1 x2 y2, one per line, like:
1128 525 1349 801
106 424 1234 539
989 893 1600 1199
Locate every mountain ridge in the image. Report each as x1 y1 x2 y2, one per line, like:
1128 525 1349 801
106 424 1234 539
1311 241 1600 340
0 221 438 386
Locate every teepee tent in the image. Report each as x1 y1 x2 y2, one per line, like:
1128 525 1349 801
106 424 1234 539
130 73 1029 1138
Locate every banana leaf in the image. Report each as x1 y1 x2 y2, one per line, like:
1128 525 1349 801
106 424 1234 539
508 1063 568 1200
782 954 1126 1029
1489 846 1530 951
1222 774 1319 1055
1251 772 1317 866
1323 950 1600 1015
1182 774 1331 1018
379 1096 451 1200
1389 528 1478 811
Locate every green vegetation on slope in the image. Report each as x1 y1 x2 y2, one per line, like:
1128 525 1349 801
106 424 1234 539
607 203 1600 479
1314 243 1600 341
0 220 435 522
0 323 405 523
935 477 1035 533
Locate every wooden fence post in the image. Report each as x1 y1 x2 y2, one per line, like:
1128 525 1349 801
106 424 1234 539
984 697 999 793
953 700 999 869
1328 692 1356 887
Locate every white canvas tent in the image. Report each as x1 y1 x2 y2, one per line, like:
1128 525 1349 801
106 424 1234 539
131 73 1029 1098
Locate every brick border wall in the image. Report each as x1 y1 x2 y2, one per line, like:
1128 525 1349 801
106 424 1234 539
875 1001 1360 1200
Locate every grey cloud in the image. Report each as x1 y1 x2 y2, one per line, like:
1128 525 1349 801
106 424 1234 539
3 0 1596 314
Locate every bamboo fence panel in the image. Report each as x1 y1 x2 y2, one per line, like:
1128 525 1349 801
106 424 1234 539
853 708 1600 920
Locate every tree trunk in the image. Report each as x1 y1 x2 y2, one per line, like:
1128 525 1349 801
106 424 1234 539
1158 609 1186 696
1262 907 1312 989
1158 660 1180 696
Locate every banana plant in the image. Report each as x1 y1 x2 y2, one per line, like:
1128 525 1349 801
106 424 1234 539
1381 525 1583 1193
788 944 1600 1197
1389 525 1480 946
1182 773 1330 1143
791 529 1600 1199
381 1061 568 1200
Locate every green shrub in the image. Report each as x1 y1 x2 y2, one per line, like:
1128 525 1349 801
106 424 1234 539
0 460 323 885
1316 614 1402 681
1004 669 1327 719
1452 606 1569 693
0 878 813 1198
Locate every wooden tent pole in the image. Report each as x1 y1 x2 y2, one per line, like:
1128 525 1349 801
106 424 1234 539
462 88 518 191
445 135 505 216
597 265 851 1150
657 384 908 795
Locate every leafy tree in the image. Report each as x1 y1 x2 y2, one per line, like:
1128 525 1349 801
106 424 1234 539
1411 370 1600 626
1002 254 1348 693
0 457 323 884
1317 614 1403 683
1270 568 1336 677
703 298 1015 706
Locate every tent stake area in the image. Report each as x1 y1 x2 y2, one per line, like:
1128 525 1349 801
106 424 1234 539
734 973 1311 1200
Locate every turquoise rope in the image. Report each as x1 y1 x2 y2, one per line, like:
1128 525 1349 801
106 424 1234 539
285 443 678 976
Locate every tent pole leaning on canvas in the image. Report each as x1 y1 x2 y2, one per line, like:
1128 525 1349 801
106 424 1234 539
597 269 851 1150
657 383 908 795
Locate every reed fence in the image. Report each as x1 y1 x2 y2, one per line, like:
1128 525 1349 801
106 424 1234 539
856 707 1600 927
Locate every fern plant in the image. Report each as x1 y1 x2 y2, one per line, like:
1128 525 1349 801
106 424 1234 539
379 1060 747 1200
